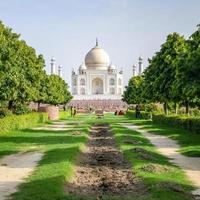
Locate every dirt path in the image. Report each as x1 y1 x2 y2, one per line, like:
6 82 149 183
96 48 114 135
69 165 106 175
121 123 200 197
0 152 43 200
65 123 147 199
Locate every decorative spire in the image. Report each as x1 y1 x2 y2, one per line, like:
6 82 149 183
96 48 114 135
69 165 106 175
138 55 143 75
96 38 98 46
132 64 136 77
50 57 56 75
58 65 62 77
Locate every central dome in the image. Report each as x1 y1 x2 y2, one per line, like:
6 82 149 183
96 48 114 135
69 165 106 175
85 41 110 70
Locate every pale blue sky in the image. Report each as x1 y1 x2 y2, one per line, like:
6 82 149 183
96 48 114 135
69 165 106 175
0 0 199 87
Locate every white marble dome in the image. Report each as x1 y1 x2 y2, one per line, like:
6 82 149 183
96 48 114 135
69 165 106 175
85 44 110 70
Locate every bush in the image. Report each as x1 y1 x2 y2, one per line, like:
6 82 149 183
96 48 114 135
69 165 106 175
59 110 70 119
13 104 31 115
152 114 200 134
0 108 13 118
0 112 48 133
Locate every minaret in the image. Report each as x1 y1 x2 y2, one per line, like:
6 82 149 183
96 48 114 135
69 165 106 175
132 64 136 77
50 57 56 75
138 56 143 75
58 65 62 77
96 38 98 46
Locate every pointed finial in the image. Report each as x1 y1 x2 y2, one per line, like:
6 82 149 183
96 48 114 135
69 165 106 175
96 38 98 46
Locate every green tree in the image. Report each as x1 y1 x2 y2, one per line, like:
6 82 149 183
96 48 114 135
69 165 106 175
45 75 72 106
122 76 144 104
172 25 200 114
143 33 186 114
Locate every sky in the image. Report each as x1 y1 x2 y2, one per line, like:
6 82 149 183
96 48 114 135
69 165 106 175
0 0 200 88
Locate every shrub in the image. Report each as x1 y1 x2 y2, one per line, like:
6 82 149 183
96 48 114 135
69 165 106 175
152 114 200 134
0 112 48 133
13 104 31 115
0 108 13 118
59 110 70 120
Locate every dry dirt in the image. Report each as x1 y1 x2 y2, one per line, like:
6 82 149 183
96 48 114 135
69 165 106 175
0 152 43 200
65 123 147 199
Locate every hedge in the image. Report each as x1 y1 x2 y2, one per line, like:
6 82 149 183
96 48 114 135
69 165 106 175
0 112 48 133
59 110 70 119
126 110 200 134
152 114 200 134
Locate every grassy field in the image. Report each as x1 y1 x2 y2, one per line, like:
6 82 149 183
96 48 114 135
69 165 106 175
0 113 199 200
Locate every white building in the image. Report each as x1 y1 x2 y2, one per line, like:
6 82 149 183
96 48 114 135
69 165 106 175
71 40 123 100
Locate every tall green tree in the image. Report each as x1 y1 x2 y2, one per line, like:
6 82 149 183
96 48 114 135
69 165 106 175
45 75 72 106
143 33 187 114
122 76 144 104
172 25 200 113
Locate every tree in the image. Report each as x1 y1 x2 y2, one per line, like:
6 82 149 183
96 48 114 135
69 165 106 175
143 33 187 114
0 21 72 113
122 76 144 104
45 75 72 106
172 25 200 114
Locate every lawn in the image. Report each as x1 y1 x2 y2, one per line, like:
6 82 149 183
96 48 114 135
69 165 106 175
128 118 200 157
0 113 198 200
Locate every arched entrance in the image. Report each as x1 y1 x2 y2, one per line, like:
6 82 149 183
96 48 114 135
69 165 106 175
92 78 103 94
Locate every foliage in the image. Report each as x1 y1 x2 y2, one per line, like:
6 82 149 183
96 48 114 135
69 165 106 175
0 108 12 118
0 21 72 114
0 112 48 133
45 75 72 105
123 25 200 115
152 114 200 134
122 76 144 104
59 110 70 120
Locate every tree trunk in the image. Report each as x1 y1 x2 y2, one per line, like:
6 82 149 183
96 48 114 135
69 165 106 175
63 104 66 111
37 102 41 111
185 101 189 115
163 102 168 115
8 100 13 111
174 103 178 115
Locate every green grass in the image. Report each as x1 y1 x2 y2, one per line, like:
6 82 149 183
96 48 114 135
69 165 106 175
0 113 198 200
0 119 90 200
111 124 194 200
130 119 200 157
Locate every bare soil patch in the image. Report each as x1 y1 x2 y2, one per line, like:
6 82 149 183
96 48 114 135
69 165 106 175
65 124 147 199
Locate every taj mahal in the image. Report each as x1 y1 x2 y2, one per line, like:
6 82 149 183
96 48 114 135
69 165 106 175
50 39 143 109
71 39 123 101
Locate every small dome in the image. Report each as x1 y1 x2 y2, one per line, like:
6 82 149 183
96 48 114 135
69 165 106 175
51 57 55 61
109 64 116 70
79 63 87 70
139 56 143 61
85 42 110 70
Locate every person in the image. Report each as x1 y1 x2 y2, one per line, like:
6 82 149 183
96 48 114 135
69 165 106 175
73 107 77 117
135 104 141 119
70 106 73 117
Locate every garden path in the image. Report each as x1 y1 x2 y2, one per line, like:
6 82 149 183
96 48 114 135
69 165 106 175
121 123 200 198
